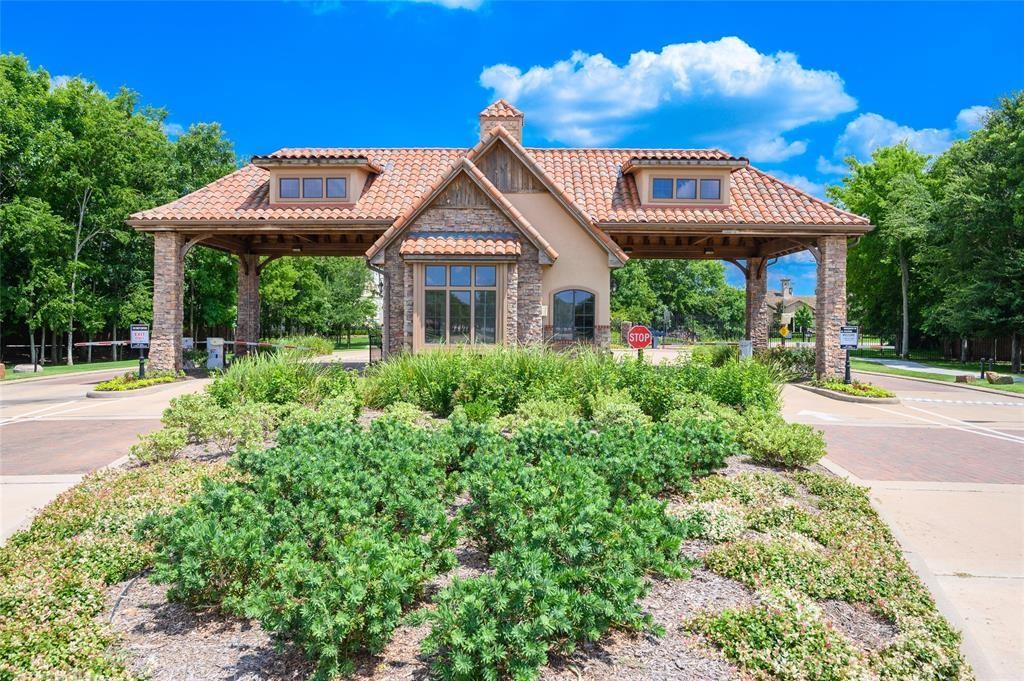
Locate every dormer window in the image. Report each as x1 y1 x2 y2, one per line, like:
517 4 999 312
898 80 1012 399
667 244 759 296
277 175 351 202
651 176 722 202
302 177 323 198
326 177 348 199
279 178 300 199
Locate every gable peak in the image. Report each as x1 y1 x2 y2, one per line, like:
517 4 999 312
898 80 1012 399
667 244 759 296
479 99 524 142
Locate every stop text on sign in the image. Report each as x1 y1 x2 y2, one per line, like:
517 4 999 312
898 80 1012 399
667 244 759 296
627 325 653 349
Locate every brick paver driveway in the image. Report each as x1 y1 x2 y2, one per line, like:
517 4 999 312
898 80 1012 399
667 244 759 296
785 373 1024 680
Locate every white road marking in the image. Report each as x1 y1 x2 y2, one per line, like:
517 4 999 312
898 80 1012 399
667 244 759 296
904 404 1024 444
0 399 108 426
0 400 79 425
797 409 842 422
866 405 1024 445
902 397 1024 408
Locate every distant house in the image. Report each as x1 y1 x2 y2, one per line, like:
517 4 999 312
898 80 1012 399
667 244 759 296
767 278 815 329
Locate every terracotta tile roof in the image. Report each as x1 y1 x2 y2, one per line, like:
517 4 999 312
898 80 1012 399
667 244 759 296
480 99 523 118
130 147 869 229
365 157 558 263
400 232 521 257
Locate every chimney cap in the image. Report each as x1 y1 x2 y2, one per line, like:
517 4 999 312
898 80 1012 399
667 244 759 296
480 99 523 118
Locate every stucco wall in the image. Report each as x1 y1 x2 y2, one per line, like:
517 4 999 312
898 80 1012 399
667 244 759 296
504 192 611 328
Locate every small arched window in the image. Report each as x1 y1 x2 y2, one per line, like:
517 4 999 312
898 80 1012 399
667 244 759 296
552 289 595 342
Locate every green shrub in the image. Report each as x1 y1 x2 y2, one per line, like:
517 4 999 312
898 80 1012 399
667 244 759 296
207 351 354 407
811 379 895 398
379 400 434 427
130 427 188 464
147 420 459 678
0 461 223 678
738 408 826 467
94 369 179 391
691 343 739 367
495 397 579 430
691 587 868 680
675 499 746 543
423 448 696 679
586 389 651 428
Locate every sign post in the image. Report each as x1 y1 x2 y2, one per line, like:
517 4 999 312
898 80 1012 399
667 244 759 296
627 324 653 360
839 325 859 384
130 323 150 379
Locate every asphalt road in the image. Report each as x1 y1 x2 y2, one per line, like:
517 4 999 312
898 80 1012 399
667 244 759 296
785 372 1024 680
0 369 208 541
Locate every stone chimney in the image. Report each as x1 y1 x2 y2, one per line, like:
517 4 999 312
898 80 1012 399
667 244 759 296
780 277 793 299
479 99 524 142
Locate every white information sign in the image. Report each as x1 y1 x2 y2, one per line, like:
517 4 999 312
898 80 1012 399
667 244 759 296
182 337 194 350
839 325 859 350
129 324 149 349
206 337 224 369
739 340 753 360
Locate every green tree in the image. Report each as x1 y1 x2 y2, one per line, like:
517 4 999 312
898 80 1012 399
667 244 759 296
828 144 931 356
923 94 1023 368
792 305 814 334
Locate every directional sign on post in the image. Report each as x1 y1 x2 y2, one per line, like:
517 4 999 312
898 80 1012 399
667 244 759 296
627 325 653 350
130 324 150 349
839 325 859 349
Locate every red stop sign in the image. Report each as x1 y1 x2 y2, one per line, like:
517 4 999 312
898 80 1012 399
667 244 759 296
627 325 653 349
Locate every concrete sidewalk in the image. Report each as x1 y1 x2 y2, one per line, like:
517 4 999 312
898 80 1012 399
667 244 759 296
857 357 1024 383
785 376 1024 680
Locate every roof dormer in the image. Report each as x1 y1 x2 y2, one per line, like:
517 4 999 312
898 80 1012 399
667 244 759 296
252 151 380 205
623 153 747 208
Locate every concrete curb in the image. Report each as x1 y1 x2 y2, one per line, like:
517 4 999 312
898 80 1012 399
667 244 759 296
86 379 189 399
792 382 899 404
3 365 133 385
853 368 1024 400
819 457 1001 680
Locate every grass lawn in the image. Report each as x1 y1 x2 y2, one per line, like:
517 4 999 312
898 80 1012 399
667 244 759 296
2 358 139 381
851 359 1024 394
334 334 370 350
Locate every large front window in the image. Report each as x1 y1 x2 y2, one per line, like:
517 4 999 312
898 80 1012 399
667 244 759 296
423 264 498 345
552 289 595 342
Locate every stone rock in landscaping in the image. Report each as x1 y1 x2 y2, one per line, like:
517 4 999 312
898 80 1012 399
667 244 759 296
985 371 1014 385
955 374 975 383
13 363 42 373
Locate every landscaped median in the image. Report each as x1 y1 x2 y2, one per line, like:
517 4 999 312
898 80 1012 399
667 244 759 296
795 378 899 403
0 348 972 680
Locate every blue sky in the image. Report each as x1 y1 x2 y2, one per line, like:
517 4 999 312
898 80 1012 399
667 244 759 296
4 1 1020 294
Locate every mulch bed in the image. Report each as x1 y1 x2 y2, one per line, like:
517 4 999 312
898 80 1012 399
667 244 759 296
102 454 894 679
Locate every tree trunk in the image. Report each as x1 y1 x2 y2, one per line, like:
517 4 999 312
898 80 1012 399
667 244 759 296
29 328 37 366
960 337 969 363
88 333 93 363
52 328 58 364
898 244 910 360
112 325 119 361
1012 332 1021 374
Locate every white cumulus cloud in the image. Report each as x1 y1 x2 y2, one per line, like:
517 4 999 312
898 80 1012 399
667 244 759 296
49 74 75 91
479 37 856 161
767 170 825 198
955 105 991 132
161 122 185 138
829 105 991 165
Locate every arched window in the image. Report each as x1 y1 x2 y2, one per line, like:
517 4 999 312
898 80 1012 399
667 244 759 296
552 289 595 342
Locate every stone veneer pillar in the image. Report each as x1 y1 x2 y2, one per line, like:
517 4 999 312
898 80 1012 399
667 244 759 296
236 254 261 353
815 236 848 378
745 257 770 351
150 233 186 372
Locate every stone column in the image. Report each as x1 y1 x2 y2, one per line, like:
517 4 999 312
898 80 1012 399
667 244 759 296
815 236 848 378
150 233 186 372
235 254 261 354
745 257 769 350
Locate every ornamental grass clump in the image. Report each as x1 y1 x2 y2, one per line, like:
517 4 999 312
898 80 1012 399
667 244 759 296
206 350 355 407
145 419 461 679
